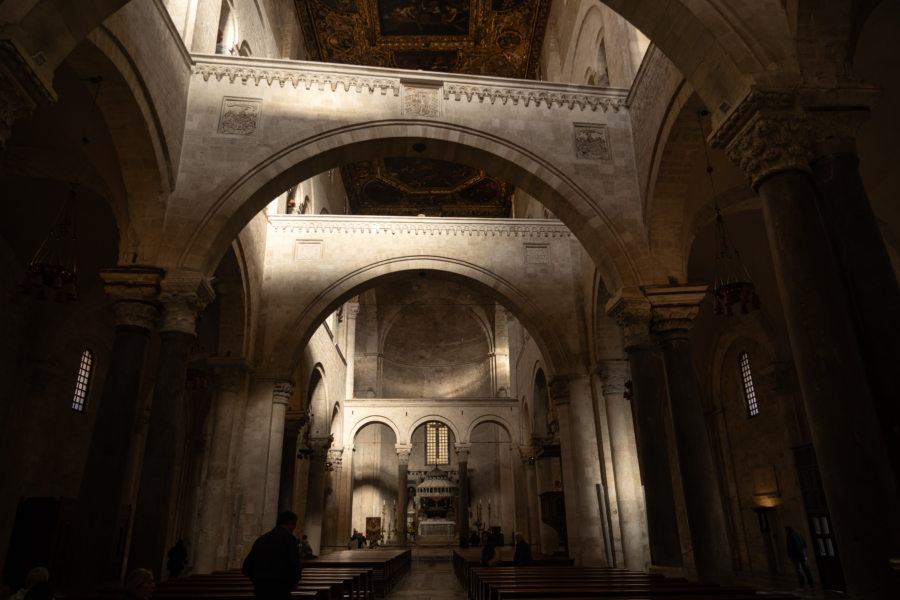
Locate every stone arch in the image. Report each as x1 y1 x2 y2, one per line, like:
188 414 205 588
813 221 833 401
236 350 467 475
532 365 551 439
564 4 606 84
520 400 533 441
268 262 576 381
174 122 639 295
330 401 343 448
466 415 516 445
349 416 402 445
407 416 462 447
307 365 330 439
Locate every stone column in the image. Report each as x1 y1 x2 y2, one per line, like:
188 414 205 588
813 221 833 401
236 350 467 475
344 303 359 399
597 359 648 572
66 267 162 590
533 449 558 554
808 109 900 488
714 94 900 598
396 445 411 545
264 381 293 528
194 358 252 573
279 410 307 514
324 447 343 549
646 285 732 584
336 444 355 547
551 376 608 565
130 272 214 578
493 306 511 397
518 445 540 546
304 436 332 555
607 292 682 567
455 444 471 543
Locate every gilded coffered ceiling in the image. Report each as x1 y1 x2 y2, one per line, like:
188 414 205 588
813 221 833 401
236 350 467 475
295 0 551 216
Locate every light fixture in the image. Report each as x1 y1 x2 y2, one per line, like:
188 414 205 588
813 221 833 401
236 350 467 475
697 111 761 316
20 185 78 301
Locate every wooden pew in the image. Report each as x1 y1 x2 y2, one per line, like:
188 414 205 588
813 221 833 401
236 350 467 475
301 549 410 597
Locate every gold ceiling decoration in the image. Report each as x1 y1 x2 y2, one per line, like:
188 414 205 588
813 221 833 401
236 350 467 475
295 0 550 79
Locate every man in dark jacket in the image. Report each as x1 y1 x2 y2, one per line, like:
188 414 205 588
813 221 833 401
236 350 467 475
243 511 303 600
785 526 814 588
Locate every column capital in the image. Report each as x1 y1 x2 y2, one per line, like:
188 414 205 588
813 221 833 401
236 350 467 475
308 435 333 461
454 443 472 462
517 444 535 465
272 380 294 405
644 284 708 341
207 357 254 392
285 409 308 434
345 302 360 319
548 376 570 406
327 447 344 471
709 88 813 190
396 444 412 465
606 289 652 349
101 267 164 329
595 359 630 397
159 270 216 335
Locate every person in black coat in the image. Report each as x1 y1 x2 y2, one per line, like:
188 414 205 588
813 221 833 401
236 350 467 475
242 511 303 600
513 534 533 566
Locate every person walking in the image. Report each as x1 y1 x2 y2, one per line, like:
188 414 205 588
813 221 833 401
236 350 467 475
785 526 814 588
242 511 303 600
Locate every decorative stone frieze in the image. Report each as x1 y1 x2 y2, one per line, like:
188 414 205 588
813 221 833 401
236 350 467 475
159 271 216 335
443 83 625 112
272 380 294 405
548 377 570 406
269 217 572 239
191 59 627 114
644 284 708 342
0 39 55 145
606 290 652 349
396 444 412 465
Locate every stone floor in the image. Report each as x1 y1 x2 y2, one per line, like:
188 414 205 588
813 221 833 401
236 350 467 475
386 548 850 600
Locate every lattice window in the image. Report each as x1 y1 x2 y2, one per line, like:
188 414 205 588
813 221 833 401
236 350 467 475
739 352 759 417
72 349 94 412
425 421 449 465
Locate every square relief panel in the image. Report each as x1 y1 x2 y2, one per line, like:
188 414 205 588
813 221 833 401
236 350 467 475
218 97 262 135
401 85 442 118
573 123 611 160
294 240 323 260
525 244 549 264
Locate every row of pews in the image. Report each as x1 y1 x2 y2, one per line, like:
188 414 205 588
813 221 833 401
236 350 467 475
59 548 409 600
453 549 798 600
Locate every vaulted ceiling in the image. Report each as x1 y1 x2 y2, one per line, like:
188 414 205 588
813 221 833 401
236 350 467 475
295 0 551 217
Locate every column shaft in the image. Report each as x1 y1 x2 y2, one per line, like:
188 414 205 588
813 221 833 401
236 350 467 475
129 330 195 577
456 446 470 544
757 169 900 597
520 452 540 547
397 461 409 545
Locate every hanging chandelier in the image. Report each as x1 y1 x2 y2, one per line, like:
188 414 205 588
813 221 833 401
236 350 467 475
697 111 760 316
20 186 79 301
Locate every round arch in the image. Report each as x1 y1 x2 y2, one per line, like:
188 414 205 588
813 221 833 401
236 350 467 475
407 415 462 447
268 262 577 380
466 415 516 445
349 416 403 444
172 122 639 294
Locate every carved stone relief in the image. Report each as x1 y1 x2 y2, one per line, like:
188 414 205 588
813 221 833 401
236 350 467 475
401 85 441 118
218 97 261 135
573 124 611 160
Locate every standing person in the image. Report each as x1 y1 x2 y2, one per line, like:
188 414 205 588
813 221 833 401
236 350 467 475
242 511 303 600
166 539 188 579
480 531 495 566
785 526 814 588
513 534 533 566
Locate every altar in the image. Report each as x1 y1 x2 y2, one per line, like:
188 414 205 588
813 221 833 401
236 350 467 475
419 519 456 537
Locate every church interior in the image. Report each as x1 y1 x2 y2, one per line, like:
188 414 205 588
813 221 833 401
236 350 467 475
1 1 899 599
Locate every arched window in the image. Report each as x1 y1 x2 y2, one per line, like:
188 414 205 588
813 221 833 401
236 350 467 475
739 351 759 417
425 421 449 465
72 349 94 412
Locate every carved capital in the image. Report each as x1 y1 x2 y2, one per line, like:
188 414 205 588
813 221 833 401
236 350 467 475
517 444 535 465
327 447 344 471
595 359 630 397
454 443 472 462
710 89 813 189
309 435 334 461
645 284 708 340
0 39 56 145
112 301 159 330
396 444 412 465
208 357 254 393
272 380 294 405
548 377 570 406
159 270 215 335
606 289 652 349
345 302 360 320
101 266 164 303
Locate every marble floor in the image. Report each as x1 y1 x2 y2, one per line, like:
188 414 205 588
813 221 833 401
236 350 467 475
388 549 466 600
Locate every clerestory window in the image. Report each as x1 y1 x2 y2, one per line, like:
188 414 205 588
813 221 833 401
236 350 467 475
739 351 759 417
72 349 94 412
425 421 449 465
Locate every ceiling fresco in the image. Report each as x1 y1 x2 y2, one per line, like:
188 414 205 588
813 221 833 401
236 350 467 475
295 0 550 217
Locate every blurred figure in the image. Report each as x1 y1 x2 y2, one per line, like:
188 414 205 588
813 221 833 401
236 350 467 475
166 539 188 579
513 534 533 566
9 567 49 600
124 569 155 600
785 526 814 588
